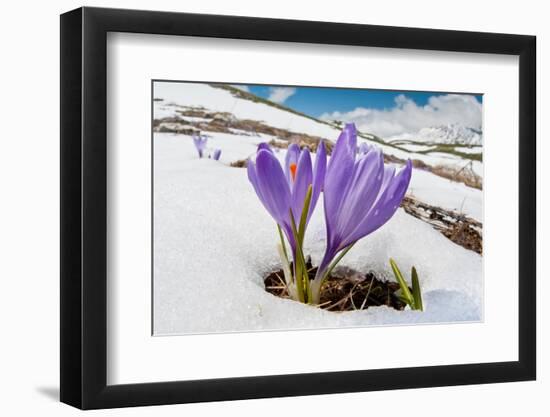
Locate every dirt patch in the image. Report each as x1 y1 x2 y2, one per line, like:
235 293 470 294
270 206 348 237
401 196 482 254
230 159 248 168
267 138 333 154
443 222 483 255
264 260 408 312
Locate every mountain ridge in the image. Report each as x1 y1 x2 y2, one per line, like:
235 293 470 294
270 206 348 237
389 123 482 146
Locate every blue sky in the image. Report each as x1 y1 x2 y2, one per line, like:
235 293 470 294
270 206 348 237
231 84 483 138
238 84 482 119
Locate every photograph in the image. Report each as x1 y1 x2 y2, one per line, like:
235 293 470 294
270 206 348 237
0 0 542 413
152 81 484 335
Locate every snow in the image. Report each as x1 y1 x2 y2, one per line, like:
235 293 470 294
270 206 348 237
154 103 181 119
391 142 481 158
196 131 273 162
396 144 438 153
407 168 482 221
153 132 483 335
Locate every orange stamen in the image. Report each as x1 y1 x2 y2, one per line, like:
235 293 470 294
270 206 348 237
290 163 297 181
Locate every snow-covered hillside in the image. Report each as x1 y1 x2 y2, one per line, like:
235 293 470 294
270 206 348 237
156 83 483 177
389 124 483 146
154 82 338 139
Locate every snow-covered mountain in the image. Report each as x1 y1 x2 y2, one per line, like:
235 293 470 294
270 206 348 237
390 124 482 146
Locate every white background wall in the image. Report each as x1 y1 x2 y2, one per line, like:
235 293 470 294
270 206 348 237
0 0 545 415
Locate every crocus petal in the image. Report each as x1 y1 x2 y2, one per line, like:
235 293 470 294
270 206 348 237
332 149 384 250
192 135 208 158
247 159 265 205
291 148 313 220
334 124 358 159
323 124 357 245
348 160 412 243
310 141 327 220
255 149 293 228
341 149 383 220
257 142 273 153
380 164 396 193
316 124 412 289
285 144 301 185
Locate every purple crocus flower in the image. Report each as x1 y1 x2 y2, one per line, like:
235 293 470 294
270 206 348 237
311 123 412 302
212 148 222 161
192 134 207 158
247 142 327 252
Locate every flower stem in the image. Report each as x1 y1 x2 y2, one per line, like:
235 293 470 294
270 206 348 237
310 244 356 305
288 185 313 304
289 211 305 303
321 244 355 283
277 224 289 267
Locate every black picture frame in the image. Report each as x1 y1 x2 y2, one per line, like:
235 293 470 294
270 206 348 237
60 6 536 410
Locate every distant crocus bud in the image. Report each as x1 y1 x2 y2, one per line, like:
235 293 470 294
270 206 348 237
192 134 207 158
212 149 222 161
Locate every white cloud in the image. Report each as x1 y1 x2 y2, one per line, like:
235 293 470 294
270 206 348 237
268 87 296 104
231 84 249 92
320 94 482 139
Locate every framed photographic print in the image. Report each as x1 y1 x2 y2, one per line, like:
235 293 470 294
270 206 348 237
60 6 536 409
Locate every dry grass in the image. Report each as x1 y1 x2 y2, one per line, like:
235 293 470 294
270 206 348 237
263 262 407 312
401 196 482 254
431 163 482 190
229 159 248 168
267 138 333 154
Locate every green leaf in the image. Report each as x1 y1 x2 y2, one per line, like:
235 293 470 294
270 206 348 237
299 186 313 300
297 185 313 247
277 243 292 286
411 266 423 311
277 224 289 265
286 186 320 304
289 209 310 303
394 289 408 305
389 258 414 307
